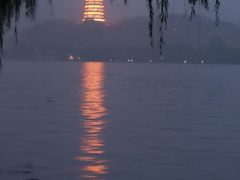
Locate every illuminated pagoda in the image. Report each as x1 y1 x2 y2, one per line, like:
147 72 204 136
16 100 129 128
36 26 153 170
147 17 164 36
82 0 106 22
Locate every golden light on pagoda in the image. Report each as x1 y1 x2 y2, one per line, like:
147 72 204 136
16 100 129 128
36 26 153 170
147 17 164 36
83 0 106 23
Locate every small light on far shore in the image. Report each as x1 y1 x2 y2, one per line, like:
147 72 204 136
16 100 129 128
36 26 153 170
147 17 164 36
68 55 74 61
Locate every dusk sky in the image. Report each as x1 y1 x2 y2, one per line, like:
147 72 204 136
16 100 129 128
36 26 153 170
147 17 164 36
36 0 240 24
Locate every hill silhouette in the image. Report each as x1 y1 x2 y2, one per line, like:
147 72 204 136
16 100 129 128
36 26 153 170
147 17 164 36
4 14 240 64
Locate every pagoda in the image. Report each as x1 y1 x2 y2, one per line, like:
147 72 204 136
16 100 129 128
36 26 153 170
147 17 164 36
83 0 106 22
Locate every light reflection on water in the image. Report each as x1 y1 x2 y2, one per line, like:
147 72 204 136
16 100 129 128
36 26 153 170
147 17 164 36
76 62 108 179
1 62 240 180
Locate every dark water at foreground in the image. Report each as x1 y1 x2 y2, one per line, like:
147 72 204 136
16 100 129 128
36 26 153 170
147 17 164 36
0 61 240 180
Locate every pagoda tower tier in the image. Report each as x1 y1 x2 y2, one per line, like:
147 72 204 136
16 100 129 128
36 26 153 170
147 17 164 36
83 0 106 22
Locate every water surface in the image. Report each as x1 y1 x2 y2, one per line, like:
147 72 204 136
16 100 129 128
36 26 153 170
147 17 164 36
0 61 240 180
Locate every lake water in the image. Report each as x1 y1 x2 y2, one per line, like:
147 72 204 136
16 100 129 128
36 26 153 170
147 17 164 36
0 61 240 180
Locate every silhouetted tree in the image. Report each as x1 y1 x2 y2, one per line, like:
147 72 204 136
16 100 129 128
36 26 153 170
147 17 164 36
0 0 53 55
0 0 36 52
124 0 220 53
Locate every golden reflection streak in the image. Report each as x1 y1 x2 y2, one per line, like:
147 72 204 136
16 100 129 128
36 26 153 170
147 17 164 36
77 62 108 179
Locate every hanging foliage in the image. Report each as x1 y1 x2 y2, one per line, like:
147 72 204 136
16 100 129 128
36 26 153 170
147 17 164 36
124 0 221 53
0 0 53 53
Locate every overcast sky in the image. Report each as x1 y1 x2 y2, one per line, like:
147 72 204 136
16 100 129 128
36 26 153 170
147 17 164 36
34 0 240 25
